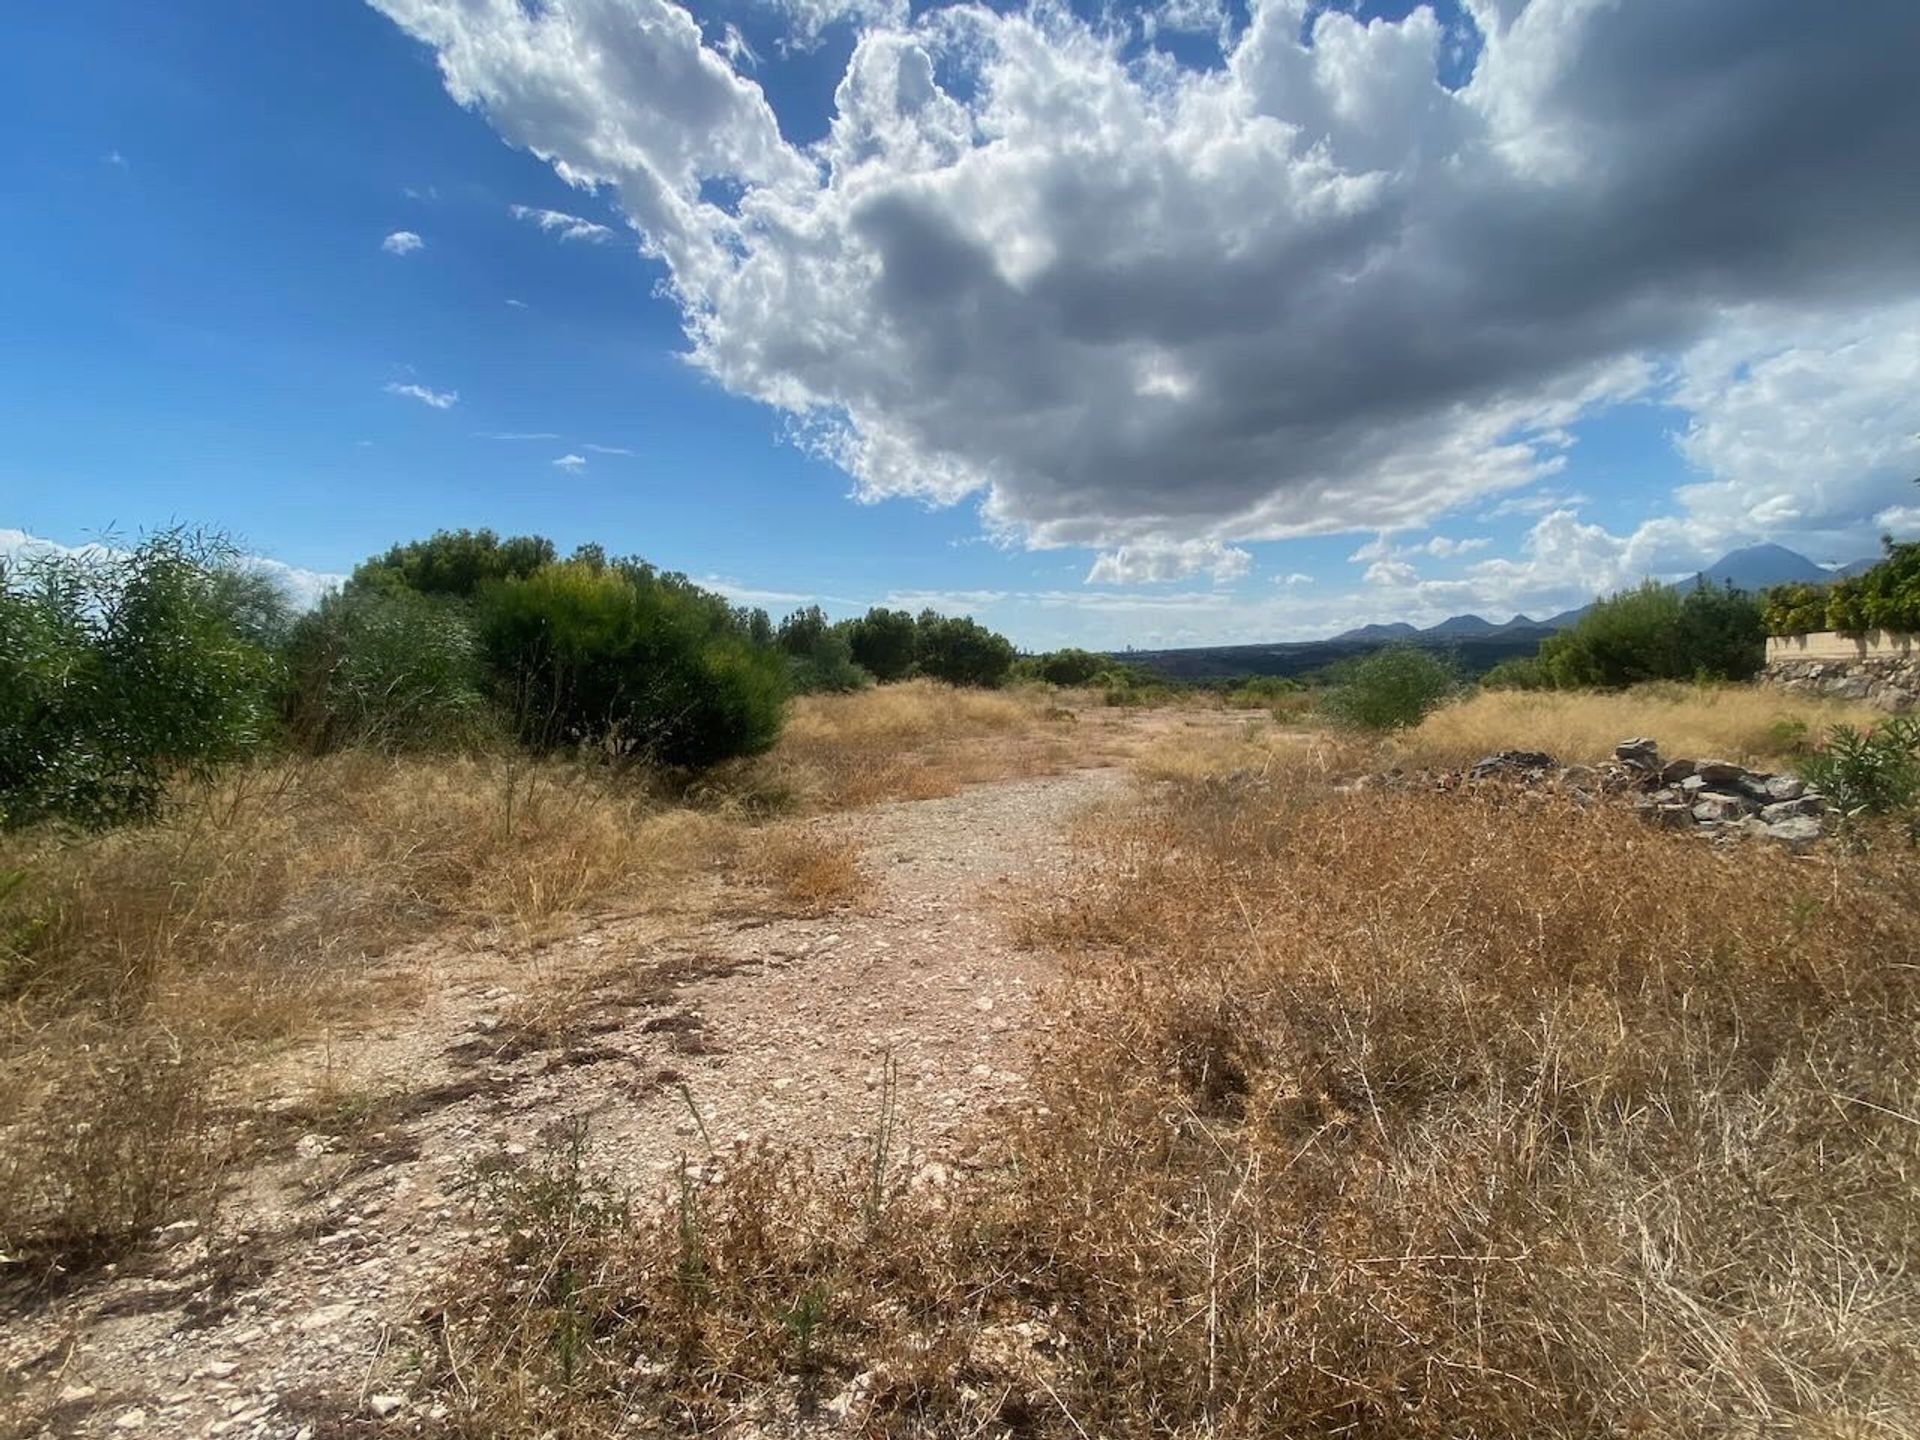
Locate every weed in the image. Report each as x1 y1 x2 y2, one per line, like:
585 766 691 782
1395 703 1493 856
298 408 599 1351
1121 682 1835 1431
1801 715 1920 824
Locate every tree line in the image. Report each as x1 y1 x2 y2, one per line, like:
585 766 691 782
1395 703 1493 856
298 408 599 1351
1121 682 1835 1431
0 528 1023 831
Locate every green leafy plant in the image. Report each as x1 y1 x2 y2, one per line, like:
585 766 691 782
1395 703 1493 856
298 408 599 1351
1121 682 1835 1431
479 560 787 768
1799 716 1920 820
282 588 493 753
1535 580 1765 689
776 606 872 694
1320 644 1459 731
912 611 1016 688
1763 539 1920 637
0 530 285 829
841 607 918 682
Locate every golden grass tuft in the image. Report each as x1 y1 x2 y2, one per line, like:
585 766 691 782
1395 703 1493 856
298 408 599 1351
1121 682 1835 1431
737 825 869 916
428 778 1920 1437
747 679 1081 809
1399 681 1883 771
0 753 728 1037
1131 715 1368 786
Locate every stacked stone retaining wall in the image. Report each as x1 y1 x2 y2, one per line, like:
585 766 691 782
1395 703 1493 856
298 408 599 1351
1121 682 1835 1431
1764 631 1918 712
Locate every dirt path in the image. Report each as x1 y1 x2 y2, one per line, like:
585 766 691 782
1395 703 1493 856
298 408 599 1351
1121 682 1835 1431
10 763 1132 1438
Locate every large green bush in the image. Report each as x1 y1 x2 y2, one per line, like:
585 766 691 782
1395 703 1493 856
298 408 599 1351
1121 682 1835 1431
1031 648 1111 687
479 562 786 767
0 533 284 829
350 528 556 600
1764 541 1920 636
843 608 918 682
914 612 1016 688
776 606 871 695
1320 645 1458 731
282 589 492 753
1535 580 1764 688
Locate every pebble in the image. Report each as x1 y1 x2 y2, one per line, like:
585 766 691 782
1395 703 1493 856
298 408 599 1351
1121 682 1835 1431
368 1395 406 1418
297 1302 355 1331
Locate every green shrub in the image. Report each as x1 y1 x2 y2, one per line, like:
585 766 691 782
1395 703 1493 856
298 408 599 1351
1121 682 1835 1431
1536 580 1763 688
913 612 1016 688
350 527 556 600
1320 645 1458 731
843 608 918 682
776 606 871 695
1032 648 1111 687
480 562 786 768
1800 717 1920 819
1761 582 1829 636
0 532 284 829
282 589 492 753
1479 655 1552 690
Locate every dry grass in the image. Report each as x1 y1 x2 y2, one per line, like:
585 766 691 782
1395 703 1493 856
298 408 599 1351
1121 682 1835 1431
1400 681 1884 771
0 752 727 1037
0 752 731 1269
737 826 870 917
430 777 1920 1437
0 683 1079 1275
1131 714 1368 786
742 679 1087 809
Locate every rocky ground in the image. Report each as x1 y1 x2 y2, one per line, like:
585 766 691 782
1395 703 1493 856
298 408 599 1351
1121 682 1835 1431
1369 735 1834 848
2 760 1146 1439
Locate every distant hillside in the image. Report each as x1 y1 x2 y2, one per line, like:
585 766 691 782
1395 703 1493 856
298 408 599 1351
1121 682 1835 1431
1127 542 1877 683
1125 630 1555 683
1333 621 1418 642
1695 543 1833 591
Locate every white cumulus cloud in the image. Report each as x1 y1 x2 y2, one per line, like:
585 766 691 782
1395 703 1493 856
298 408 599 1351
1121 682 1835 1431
369 0 1920 575
1085 539 1251 586
381 230 424 255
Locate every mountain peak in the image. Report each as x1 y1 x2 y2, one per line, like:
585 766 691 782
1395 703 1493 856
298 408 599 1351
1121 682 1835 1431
1696 544 1830 591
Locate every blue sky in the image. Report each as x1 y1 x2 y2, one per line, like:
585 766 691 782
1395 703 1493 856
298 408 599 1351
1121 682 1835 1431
5 0 1918 648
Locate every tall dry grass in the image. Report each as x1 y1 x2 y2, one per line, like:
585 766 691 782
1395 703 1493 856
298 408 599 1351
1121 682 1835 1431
0 683 1077 1272
0 752 726 1036
742 679 1080 809
1401 681 1882 770
0 753 729 1268
430 780 1920 1437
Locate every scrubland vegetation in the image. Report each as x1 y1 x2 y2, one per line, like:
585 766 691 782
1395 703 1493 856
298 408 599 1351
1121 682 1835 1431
1398 681 1885 770
428 748 1920 1438
6 526 1920 1436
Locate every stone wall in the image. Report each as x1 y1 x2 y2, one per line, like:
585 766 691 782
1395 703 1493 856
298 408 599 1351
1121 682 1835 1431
1765 632 1919 712
1765 630 1918 664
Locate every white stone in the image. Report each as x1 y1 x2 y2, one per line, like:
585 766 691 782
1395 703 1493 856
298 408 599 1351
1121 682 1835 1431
297 1302 355 1331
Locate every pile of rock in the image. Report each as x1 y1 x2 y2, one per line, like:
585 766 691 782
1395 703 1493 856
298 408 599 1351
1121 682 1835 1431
1609 737 1828 848
1377 737 1830 849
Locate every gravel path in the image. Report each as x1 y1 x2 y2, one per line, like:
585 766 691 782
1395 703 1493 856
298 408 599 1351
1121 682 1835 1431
8 764 1128 1438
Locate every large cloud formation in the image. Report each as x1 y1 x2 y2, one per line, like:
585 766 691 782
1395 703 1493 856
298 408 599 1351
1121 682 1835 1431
370 0 1920 578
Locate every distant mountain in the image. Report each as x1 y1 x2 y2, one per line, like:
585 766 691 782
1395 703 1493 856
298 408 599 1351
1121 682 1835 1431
1694 543 1831 591
1332 621 1419 642
1426 613 1499 636
1826 555 1883 581
1335 544 1842 646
